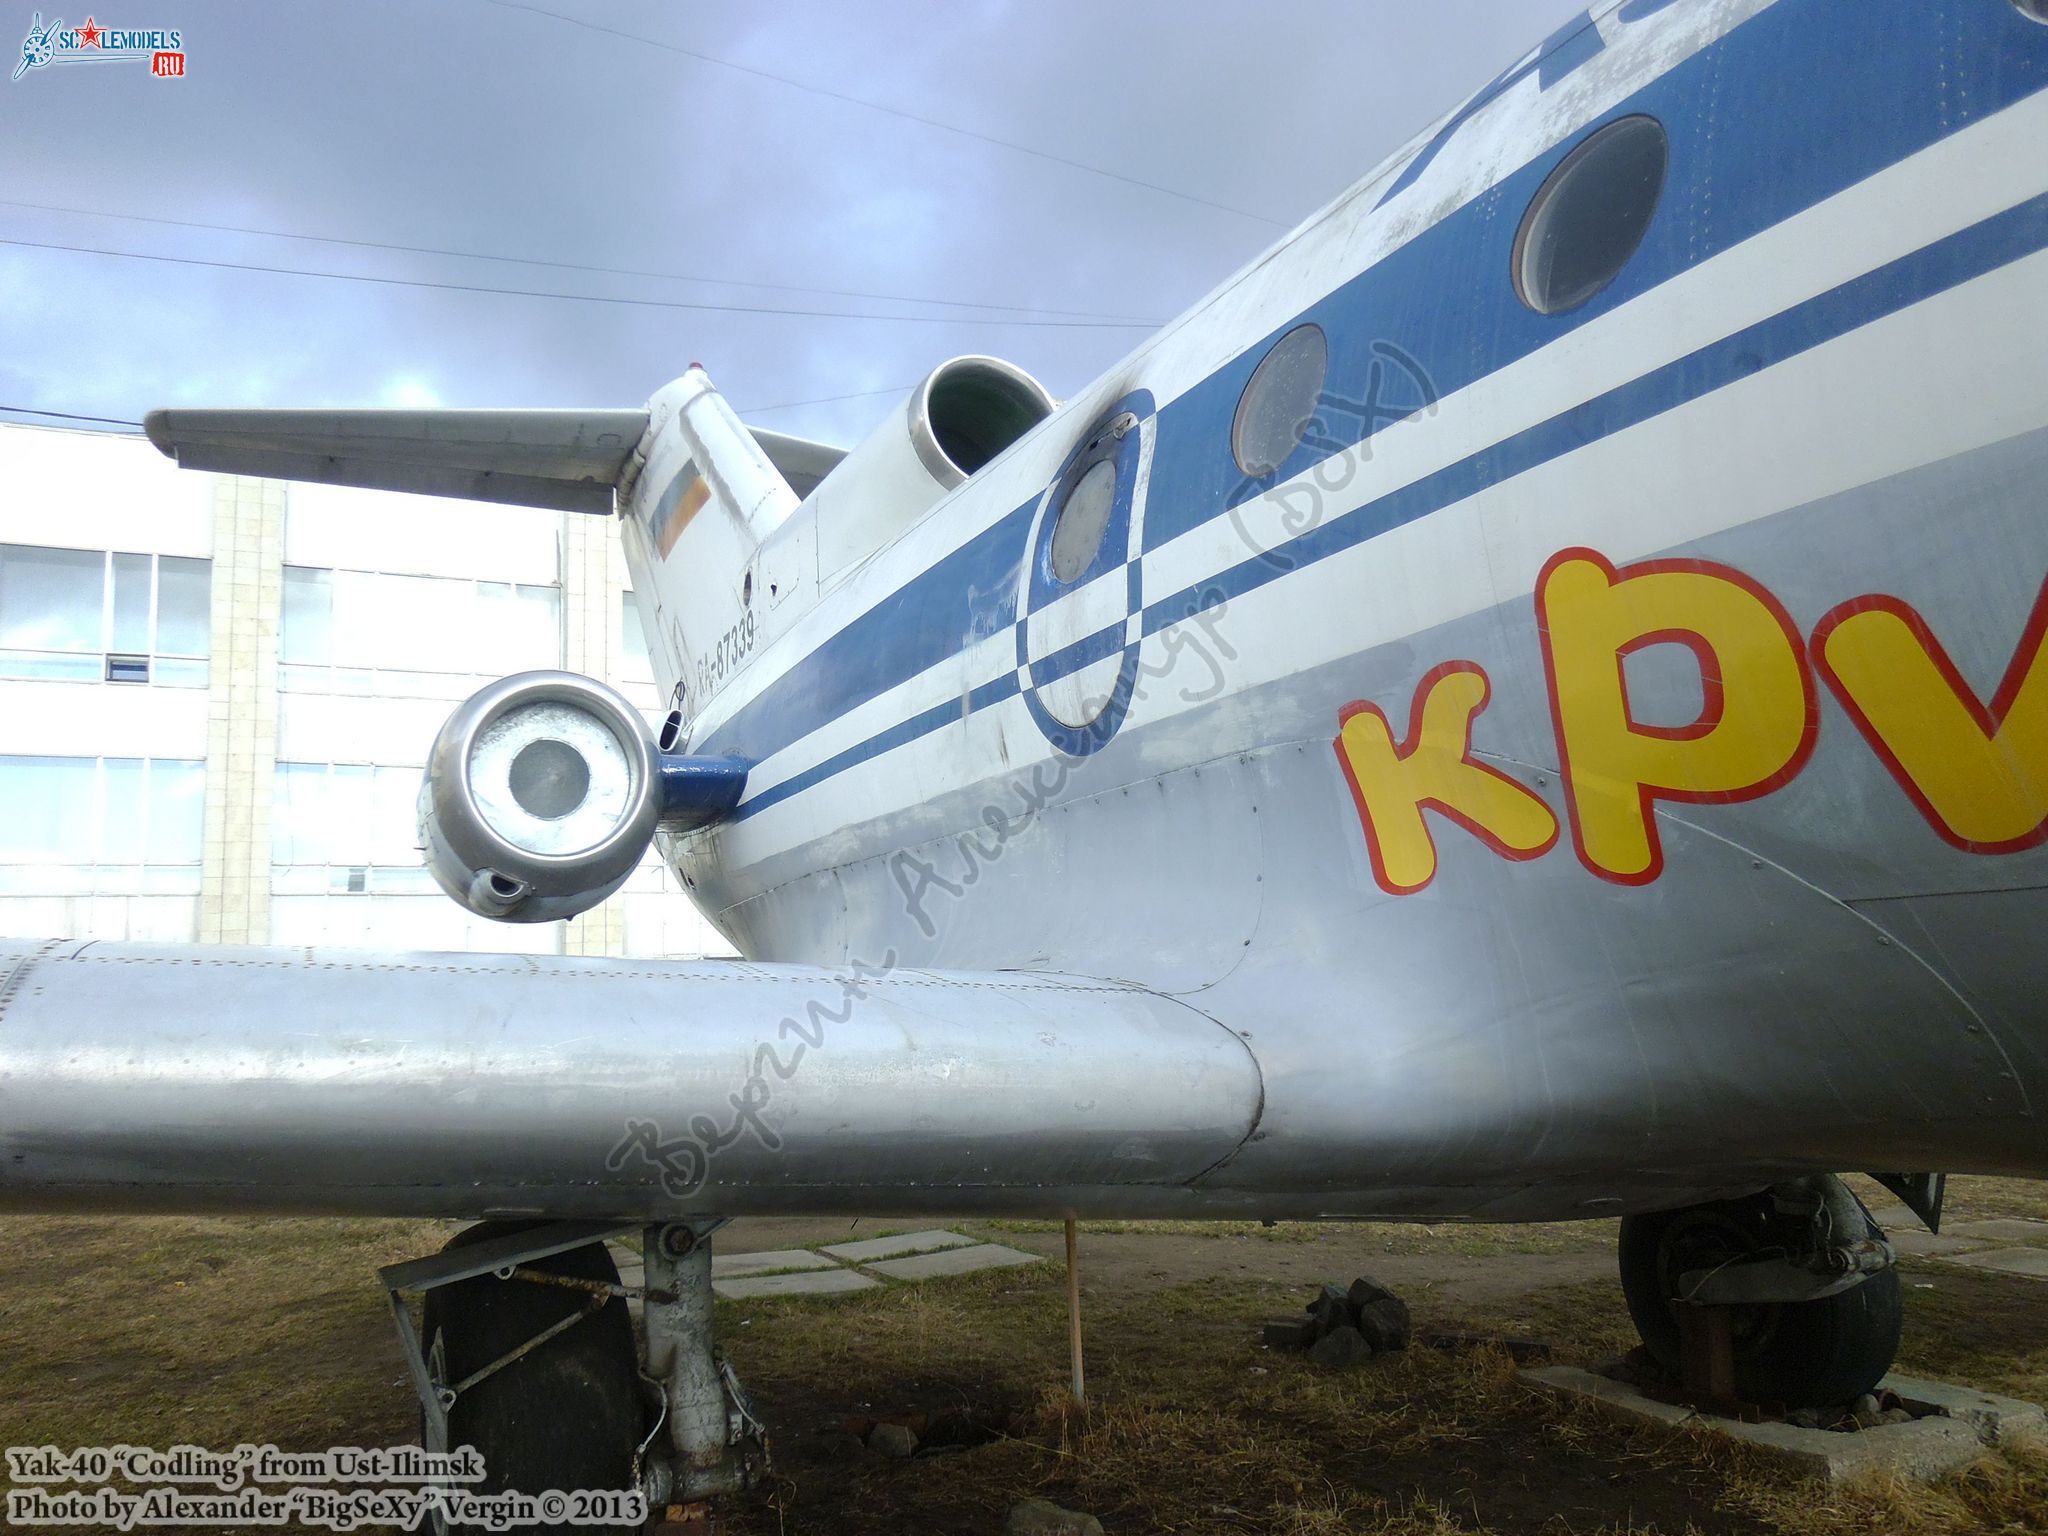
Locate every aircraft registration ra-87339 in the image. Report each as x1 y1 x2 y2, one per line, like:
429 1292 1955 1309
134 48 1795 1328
6 0 2048 1511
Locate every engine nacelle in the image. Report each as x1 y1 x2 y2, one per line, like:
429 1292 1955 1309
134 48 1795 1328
419 671 662 923
812 355 1054 580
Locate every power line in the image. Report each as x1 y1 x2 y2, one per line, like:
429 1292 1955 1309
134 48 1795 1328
0 235 1159 329
482 0 1288 230
0 404 144 430
741 384 914 416
0 197 1158 324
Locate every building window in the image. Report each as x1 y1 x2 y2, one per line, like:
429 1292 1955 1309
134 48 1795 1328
0 545 210 685
271 761 436 894
280 566 561 692
0 754 205 893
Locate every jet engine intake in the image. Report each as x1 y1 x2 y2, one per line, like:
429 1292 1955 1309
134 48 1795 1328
420 671 662 923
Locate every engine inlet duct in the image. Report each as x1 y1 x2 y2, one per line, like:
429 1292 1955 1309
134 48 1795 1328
419 671 746 922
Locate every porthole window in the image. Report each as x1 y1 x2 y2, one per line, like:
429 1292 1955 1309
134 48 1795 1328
1049 457 1118 584
1514 115 1668 316
2018 0 2048 22
1231 323 1328 477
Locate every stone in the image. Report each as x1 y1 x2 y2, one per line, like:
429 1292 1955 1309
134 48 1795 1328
1261 1315 1317 1351
863 1243 1042 1281
1306 1285 1351 1338
867 1422 917 1458
819 1229 977 1263
711 1269 880 1300
1356 1295 1413 1353
1943 1246 2048 1279
1306 1325 1373 1369
710 1248 840 1278
1852 1393 1882 1419
1346 1276 1397 1312
1522 1366 2048 1482
1005 1497 1105 1536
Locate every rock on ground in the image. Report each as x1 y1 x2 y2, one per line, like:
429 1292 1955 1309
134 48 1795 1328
1357 1294 1413 1352
1307 1325 1374 1368
867 1422 918 1458
1006 1496 1105 1535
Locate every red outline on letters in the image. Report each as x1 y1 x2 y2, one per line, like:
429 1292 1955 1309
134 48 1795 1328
1332 659 1560 897
1535 546 1819 888
1810 578 2048 856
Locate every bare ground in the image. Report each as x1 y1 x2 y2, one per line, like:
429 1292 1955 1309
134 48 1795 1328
0 1179 2043 1534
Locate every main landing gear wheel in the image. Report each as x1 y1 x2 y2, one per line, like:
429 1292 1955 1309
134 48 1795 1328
421 1223 643 1536
1618 1188 1902 1409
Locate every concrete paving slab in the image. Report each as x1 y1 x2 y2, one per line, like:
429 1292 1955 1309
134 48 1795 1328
1890 1230 1993 1257
710 1249 840 1278
713 1268 882 1300
1942 1246 2048 1279
864 1243 1043 1281
819 1229 977 1263
1944 1218 2048 1244
1520 1367 2046 1482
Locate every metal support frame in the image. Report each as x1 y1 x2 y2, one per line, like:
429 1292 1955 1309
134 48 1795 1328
380 1221 635 1448
379 1216 765 1509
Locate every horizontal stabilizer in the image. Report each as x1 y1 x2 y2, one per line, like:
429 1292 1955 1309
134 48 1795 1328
749 428 846 500
144 407 651 514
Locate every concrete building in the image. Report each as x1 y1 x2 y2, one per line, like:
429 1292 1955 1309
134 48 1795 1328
0 422 733 959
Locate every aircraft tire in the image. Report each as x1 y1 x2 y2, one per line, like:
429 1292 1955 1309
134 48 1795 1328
1617 1196 1902 1409
420 1223 643 1536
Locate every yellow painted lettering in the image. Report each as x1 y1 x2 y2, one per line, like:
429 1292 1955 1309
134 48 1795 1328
1333 662 1559 895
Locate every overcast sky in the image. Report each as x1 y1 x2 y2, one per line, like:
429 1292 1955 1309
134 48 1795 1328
0 0 1586 446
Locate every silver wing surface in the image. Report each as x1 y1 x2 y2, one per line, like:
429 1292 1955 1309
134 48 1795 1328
0 941 1261 1220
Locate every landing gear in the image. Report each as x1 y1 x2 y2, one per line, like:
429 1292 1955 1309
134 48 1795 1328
382 1218 767 1533
1618 1175 1902 1408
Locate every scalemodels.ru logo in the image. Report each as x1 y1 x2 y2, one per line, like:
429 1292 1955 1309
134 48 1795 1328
13 12 185 81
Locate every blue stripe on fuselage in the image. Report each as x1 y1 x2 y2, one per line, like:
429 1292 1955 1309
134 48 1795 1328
699 0 2048 804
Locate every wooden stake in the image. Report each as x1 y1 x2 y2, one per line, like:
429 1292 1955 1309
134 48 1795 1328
1065 1217 1085 1405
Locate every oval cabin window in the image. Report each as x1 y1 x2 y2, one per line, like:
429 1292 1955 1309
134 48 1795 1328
1231 323 1329 477
1514 115 1668 317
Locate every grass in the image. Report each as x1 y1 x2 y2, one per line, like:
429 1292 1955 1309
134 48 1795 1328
0 1178 2043 1533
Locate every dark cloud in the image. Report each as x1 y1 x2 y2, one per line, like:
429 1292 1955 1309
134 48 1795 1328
0 0 1587 444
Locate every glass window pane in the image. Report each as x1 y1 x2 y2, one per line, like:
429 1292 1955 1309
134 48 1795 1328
370 766 423 865
110 553 152 653
621 591 651 676
509 583 562 671
0 649 101 680
271 763 327 866
281 568 333 665
147 760 206 865
156 556 212 656
326 764 375 863
0 756 97 862
101 758 146 863
0 546 104 654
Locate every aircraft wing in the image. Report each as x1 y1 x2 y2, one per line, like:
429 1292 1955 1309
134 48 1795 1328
143 408 651 514
0 940 1262 1219
142 409 847 511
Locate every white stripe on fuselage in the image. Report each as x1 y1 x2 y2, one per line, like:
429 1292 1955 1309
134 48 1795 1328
718 84 2048 853
682 0 1770 756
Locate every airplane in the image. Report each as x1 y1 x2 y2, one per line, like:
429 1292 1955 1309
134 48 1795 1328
6 0 2048 1520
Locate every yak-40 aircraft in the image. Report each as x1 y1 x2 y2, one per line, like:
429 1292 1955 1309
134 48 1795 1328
6 0 2048 1514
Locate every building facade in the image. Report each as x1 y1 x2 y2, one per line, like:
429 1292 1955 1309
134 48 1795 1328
0 422 733 959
